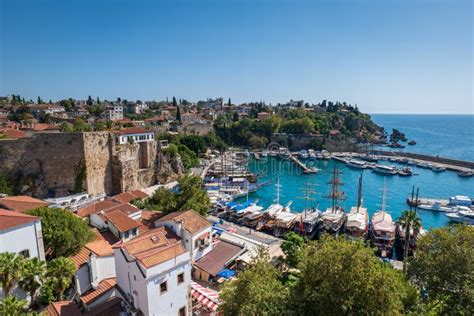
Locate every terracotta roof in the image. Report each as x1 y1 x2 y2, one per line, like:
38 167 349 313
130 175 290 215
76 199 139 218
116 127 150 135
86 297 123 316
32 123 60 131
80 278 116 306
144 115 166 123
111 190 147 204
194 240 244 276
119 227 186 268
0 209 39 230
104 211 141 233
0 128 27 139
158 210 211 235
45 301 82 316
0 195 49 213
70 228 113 269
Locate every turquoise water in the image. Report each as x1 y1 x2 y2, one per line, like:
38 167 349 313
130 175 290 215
242 158 473 229
239 115 474 229
370 114 474 161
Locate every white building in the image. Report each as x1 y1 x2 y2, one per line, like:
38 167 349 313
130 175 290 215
155 210 213 261
102 105 123 121
115 128 155 145
0 209 45 260
70 229 117 311
0 209 45 298
114 227 192 316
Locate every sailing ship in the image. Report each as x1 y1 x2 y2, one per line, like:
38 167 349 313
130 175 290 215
256 177 292 231
294 178 321 239
345 174 368 239
319 166 346 236
370 180 396 257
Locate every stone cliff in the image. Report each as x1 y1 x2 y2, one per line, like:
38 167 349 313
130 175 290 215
0 132 183 198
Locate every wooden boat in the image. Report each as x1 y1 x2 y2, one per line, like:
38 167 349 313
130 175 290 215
345 174 368 239
319 166 346 236
370 181 395 257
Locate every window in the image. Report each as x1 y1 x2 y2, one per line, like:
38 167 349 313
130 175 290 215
123 230 129 239
160 281 167 294
179 307 186 316
177 273 184 284
134 275 137 281
19 249 30 258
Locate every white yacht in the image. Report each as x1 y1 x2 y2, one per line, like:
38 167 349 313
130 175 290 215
418 201 456 213
299 150 309 159
373 164 398 175
445 206 474 224
346 159 367 169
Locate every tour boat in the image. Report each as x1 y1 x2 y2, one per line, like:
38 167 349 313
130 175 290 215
345 174 368 239
294 208 321 238
370 181 396 257
346 159 367 169
319 166 346 235
445 206 474 224
321 150 331 160
373 164 398 175
417 201 456 213
458 170 474 177
398 167 413 176
432 166 446 172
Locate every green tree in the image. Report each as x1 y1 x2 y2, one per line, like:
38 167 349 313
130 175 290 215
397 210 422 275
220 248 288 315
408 225 474 314
172 96 177 107
60 121 74 133
249 135 267 149
228 98 231 106
87 95 93 106
179 135 207 155
59 98 74 112
291 236 414 315
46 257 75 299
37 96 43 104
19 257 45 308
281 232 305 268
0 252 24 296
0 295 28 315
148 175 210 216
0 173 13 195
26 207 94 259
176 105 181 122
73 117 90 132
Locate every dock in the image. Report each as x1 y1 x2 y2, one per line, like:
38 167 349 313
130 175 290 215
289 154 318 173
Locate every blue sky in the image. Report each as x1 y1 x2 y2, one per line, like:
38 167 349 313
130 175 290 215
0 0 472 113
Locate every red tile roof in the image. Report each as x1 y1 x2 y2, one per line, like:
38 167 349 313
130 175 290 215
70 228 114 269
158 210 211 234
111 190 148 204
116 127 150 135
0 196 49 213
75 199 139 218
45 301 82 316
0 128 27 139
104 211 141 233
0 209 39 231
80 278 116 305
119 227 186 268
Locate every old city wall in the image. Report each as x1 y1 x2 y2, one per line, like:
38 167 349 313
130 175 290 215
0 132 182 198
0 133 88 197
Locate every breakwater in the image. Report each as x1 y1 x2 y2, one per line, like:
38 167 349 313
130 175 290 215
369 150 474 170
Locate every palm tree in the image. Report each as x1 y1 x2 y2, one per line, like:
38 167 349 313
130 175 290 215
397 210 422 275
19 257 46 308
0 295 28 315
46 257 75 299
0 252 24 296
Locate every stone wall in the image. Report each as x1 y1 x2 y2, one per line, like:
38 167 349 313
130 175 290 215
0 132 183 198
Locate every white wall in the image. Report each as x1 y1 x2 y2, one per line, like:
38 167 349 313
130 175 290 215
0 221 45 260
89 214 108 230
114 248 192 316
96 256 116 281
191 227 213 261
76 264 92 295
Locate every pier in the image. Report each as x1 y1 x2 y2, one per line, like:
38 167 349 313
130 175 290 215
289 154 318 173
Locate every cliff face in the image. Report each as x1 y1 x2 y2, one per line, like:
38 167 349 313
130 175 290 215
0 132 183 198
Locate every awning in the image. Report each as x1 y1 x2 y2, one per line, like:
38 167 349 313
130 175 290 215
217 268 236 279
191 282 220 312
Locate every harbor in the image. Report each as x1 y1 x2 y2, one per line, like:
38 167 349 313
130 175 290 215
201 148 474 233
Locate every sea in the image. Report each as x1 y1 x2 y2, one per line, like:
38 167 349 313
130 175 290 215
239 114 474 229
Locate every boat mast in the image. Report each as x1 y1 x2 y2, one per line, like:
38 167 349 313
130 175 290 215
357 173 363 211
275 176 281 205
326 166 346 213
381 178 387 212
